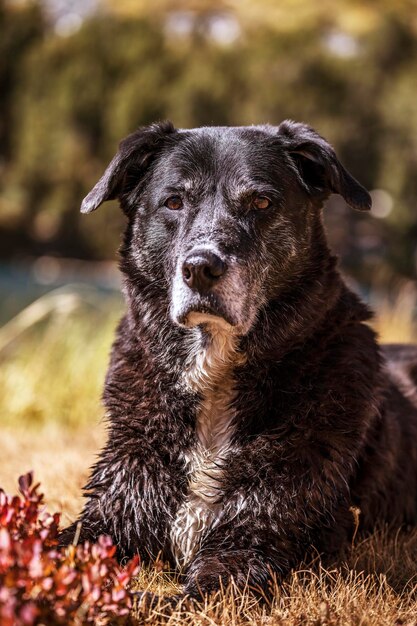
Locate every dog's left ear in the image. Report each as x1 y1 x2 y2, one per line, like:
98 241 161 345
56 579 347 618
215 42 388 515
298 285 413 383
81 121 177 214
277 120 371 211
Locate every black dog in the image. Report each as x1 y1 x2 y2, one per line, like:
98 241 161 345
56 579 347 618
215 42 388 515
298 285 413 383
60 121 417 599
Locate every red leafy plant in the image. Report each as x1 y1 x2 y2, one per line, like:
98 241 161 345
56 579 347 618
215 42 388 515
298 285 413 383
0 473 140 625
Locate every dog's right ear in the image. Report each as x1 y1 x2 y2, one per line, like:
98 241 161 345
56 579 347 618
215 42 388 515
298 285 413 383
277 120 371 212
81 121 177 214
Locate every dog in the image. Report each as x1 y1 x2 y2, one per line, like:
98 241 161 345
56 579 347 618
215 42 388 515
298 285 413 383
60 120 417 600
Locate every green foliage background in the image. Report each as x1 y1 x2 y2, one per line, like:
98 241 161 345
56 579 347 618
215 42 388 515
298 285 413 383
1 0 417 284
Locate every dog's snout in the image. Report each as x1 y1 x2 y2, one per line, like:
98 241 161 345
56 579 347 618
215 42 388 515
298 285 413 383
182 250 227 292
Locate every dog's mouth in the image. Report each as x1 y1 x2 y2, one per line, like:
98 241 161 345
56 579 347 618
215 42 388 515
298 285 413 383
176 298 237 330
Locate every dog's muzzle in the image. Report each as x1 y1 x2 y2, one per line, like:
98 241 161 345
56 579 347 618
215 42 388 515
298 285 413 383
170 247 239 329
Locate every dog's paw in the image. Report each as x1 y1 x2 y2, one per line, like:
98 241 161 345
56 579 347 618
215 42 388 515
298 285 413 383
132 590 194 616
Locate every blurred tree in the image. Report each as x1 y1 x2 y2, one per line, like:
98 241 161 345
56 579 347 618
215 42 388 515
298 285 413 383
0 0 416 284
0 0 44 159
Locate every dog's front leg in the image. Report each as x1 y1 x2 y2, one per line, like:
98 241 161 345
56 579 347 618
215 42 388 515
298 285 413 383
182 547 275 600
59 444 184 563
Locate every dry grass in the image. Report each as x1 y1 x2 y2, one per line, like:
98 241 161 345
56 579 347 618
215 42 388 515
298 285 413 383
130 559 417 625
1 424 106 527
127 522 417 625
1 281 417 624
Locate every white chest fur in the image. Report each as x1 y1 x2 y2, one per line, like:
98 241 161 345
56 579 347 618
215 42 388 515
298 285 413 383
170 322 245 567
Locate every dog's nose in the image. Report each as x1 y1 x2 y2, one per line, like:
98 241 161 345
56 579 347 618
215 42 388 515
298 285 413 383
182 250 227 292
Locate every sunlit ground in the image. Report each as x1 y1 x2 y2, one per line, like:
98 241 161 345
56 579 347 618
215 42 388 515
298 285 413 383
1 279 416 624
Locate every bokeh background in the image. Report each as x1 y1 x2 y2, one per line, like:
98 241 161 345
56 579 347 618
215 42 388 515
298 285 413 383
1 0 417 520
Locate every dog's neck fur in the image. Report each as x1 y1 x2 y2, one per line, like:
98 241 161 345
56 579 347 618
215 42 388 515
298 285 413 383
183 323 245 446
183 323 244 390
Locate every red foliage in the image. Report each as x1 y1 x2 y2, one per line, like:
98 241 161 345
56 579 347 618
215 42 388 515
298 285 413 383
0 473 140 625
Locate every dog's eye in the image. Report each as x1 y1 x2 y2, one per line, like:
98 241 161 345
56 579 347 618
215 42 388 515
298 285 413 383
164 195 183 210
253 196 271 210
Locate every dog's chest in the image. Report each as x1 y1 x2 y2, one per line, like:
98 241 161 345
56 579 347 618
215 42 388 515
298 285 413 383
170 330 241 567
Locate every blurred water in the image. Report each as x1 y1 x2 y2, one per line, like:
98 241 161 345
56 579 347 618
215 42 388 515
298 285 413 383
0 260 122 324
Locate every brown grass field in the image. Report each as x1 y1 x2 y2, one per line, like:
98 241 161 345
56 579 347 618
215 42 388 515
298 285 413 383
1 281 417 625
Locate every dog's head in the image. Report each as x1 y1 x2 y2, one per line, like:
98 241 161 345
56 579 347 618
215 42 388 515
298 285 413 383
82 121 370 336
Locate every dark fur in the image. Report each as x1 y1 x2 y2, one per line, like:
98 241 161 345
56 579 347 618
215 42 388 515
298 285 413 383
60 121 417 599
